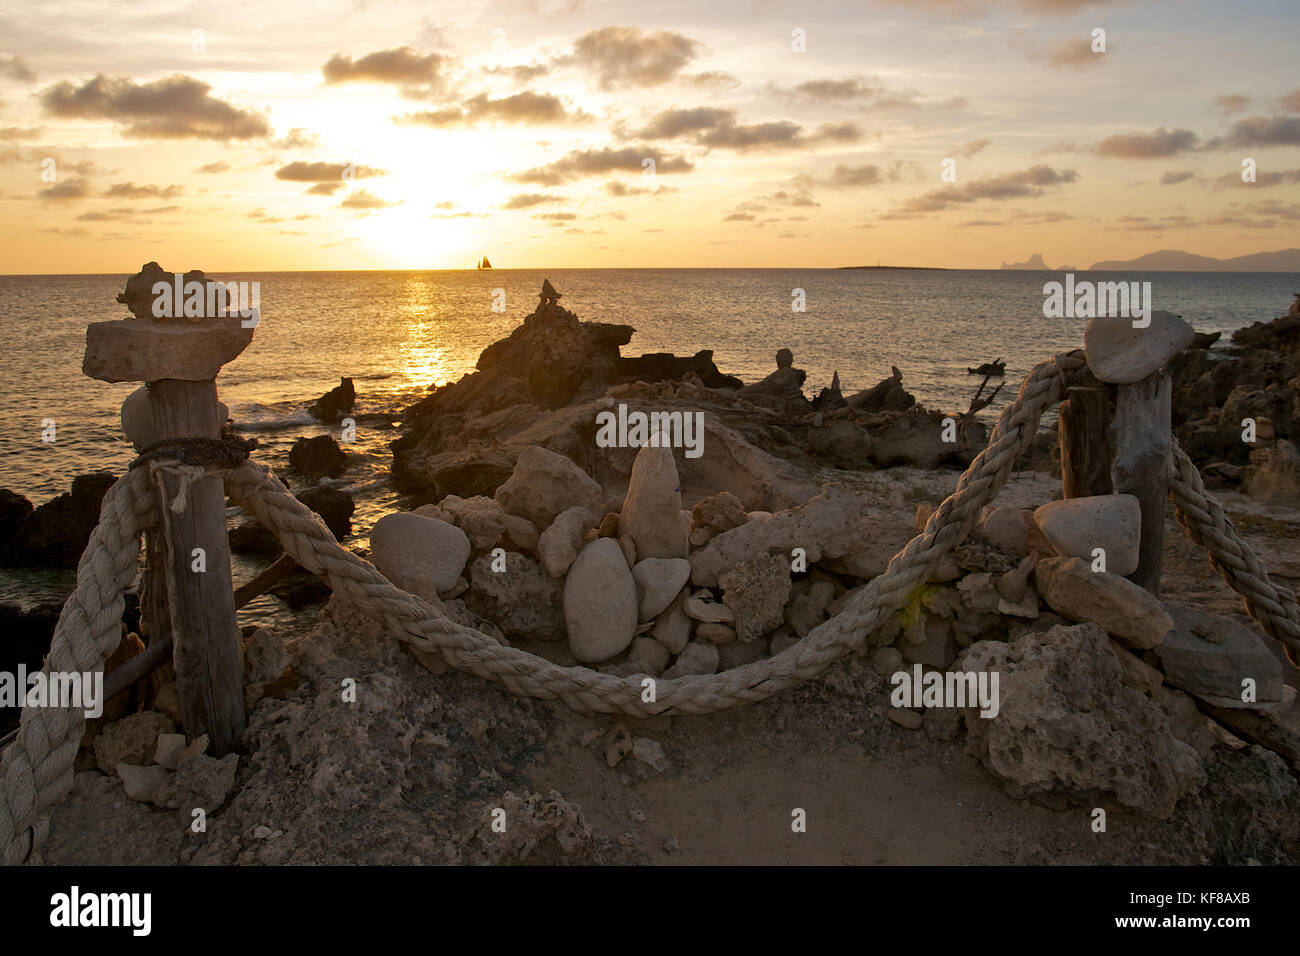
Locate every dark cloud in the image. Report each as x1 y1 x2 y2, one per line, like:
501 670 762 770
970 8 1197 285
1223 114 1300 147
38 178 90 200
103 182 182 199
322 47 451 96
1046 37 1106 69
503 192 565 209
512 145 693 185
482 63 551 83
307 182 342 195
1159 170 1197 185
275 161 384 182
340 189 400 210
1095 127 1199 158
772 76 924 110
686 71 740 91
636 107 861 152
1213 166 1300 189
400 91 589 127
1279 89 1300 113
1215 93 1251 114
828 164 884 187
196 161 230 173
0 126 43 140
962 139 992 157
39 74 270 140
636 107 734 139
1 55 36 83
884 165 1078 217
877 0 1132 13
564 27 703 90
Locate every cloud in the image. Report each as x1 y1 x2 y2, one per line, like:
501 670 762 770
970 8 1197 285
512 145 693 185
38 178 91 200
827 163 884 187
1095 127 1199 158
534 212 577 221
723 212 755 221
0 126 44 142
196 161 230 173
636 107 861 152
270 127 319 151
322 47 451 96
962 138 992 157
1277 90 1300 113
102 182 181 199
563 27 703 90
307 182 342 195
1213 166 1300 189
340 189 400 210
482 63 551 83
876 0 1133 13
1215 93 1251 114
1 55 36 83
884 164 1078 217
1046 37 1106 69
503 192 565 209
772 76 926 110
39 74 269 140
1159 170 1197 185
275 161 384 182
399 91 590 127
1223 114 1300 147
686 71 740 91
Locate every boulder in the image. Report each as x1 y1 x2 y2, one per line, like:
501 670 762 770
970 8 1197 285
631 557 691 622
619 443 688 559
652 591 692 655
502 514 540 552
93 711 175 776
116 763 169 803
1154 606 1284 709
370 512 471 598
439 495 509 552
1034 556 1173 649
4 474 115 569
1084 311 1196 385
296 485 355 540
980 506 1030 555
1243 440 1300 507
961 623 1204 819
563 539 638 663
539 506 597 577
696 622 737 644
288 435 347 478
466 551 565 640
1032 494 1141 576
688 491 749 547
494 445 604 529
309 377 356 423
718 551 792 642
628 636 670 675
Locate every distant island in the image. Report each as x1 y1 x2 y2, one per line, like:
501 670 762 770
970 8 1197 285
1000 253 1052 270
837 265 951 270
1087 248 1300 271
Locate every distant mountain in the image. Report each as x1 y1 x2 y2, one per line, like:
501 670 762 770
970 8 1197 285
1001 253 1051 270
1088 248 1300 271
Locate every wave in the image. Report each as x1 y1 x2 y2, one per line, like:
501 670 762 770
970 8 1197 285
230 403 317 431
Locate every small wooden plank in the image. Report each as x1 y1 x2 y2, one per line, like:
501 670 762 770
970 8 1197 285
1059 385 1114 498
1110 371 1172 596
149 378 245 755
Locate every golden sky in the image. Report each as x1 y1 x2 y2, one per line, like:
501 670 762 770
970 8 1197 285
1 0 1298 273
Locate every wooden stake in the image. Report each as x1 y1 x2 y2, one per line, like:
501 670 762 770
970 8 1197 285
1059 385 1114 498
1110 371 1172 596
148 378 245 755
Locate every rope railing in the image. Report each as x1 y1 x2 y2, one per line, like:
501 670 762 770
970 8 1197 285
2 348 1296 865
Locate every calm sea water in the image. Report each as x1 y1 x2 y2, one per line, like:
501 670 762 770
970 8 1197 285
1 267 1293 621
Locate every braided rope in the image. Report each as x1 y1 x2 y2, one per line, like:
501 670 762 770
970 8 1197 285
7 346 1298 865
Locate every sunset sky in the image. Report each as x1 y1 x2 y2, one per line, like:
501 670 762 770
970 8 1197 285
1 0 1297 273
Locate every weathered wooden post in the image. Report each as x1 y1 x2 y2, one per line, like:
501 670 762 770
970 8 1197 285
85 263 254 755
1058 379 1114 499
1084 311 1194 596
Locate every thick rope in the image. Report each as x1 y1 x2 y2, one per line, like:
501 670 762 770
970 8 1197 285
7 346 1298 865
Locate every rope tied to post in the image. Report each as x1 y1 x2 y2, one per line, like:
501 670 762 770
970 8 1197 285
130 433 258 513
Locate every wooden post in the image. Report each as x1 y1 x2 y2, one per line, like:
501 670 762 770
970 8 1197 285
1109 371 1172 596
149 379 245 755
1059 385 1114 498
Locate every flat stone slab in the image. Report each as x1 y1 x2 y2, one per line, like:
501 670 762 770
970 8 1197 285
1155 605 1283 709
85 316 254 383
1033 494 1141 576
1084 310 1194 384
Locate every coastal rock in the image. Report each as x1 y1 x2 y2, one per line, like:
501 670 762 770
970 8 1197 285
494 445 604 529
899 615 958 669
116 763 169 803
979 506 1030 555
619 443 688 559
628 636 670 675
84 313 254 383
153 734 188 771
1084 311 1196 384
502 514 540 552
845 366 914 413
288 435 347 479
785 580 835 636
1242 440 1300 507
563 539 638 663
1034 556 1173 649
824 512 917 580
439 495 508 552
652 591 692 655
370 512 471 598
631 557 691 621
960 622 1204 819
684 591 734 624
309 377 356 423
466 551 565 640
538 506 597 577
1155 606 1284 709
696 622 737 644
296 485 355 540
662 642 719 679
154 753 239 812
718 551 791 642
1033 494 1141 576
94 711 175 776
688 491 749 547
2 473 115 569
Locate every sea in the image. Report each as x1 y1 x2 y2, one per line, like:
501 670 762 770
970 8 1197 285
1 268 1294 630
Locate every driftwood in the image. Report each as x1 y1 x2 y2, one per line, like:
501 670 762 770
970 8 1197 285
1059 383 1114 498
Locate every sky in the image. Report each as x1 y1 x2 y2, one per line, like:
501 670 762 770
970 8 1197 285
0 0 1298 273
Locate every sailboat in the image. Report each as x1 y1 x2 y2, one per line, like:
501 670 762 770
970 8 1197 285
476 256 492 270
